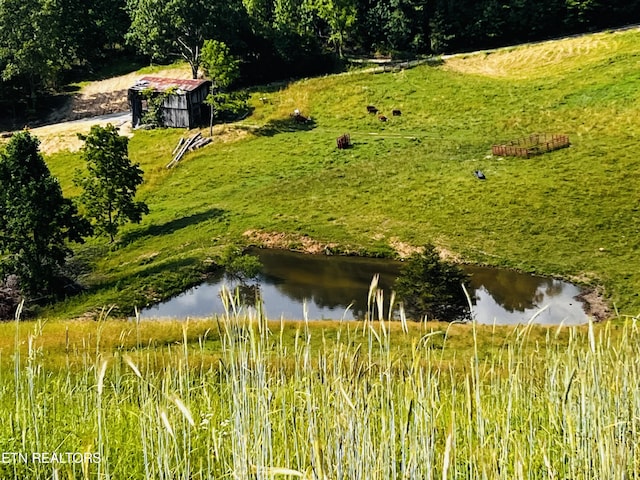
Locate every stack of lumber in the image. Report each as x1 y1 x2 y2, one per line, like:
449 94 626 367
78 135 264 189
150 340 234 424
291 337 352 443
166 133 212 168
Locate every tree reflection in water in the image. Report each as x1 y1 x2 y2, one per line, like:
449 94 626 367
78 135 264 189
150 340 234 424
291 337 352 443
140 249 589 325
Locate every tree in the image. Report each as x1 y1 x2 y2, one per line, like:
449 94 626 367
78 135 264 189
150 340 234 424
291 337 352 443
0 131 92 299
0 0 130 119
201 40 241 89
201 40 246 136
0 0 70 111
75 124 149 242
313 0 357 57
354 0 431 55
125 0 241 79
394 243 471 321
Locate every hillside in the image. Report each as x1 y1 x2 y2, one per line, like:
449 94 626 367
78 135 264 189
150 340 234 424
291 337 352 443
43 28 640 319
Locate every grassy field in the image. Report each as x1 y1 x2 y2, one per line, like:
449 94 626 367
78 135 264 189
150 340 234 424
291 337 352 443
2 29 637 479
2 303 640 478
41 28 640 319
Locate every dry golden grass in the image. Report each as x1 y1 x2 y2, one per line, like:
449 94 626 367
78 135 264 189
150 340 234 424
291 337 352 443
29 115 134 154
443 29 633 79
0 314 542 371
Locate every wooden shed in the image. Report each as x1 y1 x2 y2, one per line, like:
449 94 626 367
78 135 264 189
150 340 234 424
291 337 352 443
128 77 211 129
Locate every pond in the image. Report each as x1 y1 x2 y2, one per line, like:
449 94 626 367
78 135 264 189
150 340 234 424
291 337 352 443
138 248 590 325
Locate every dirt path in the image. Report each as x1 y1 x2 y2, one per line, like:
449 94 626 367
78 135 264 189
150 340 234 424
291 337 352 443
29 112 133 154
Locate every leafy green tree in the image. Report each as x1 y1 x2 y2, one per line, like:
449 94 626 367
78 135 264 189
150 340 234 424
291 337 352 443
243 0 318 60
313 0 357 57
220 245 263 281
0 132 92 298
205 91 250 136
201 41 246 135
125 0 241 78
394 243 471 321
75 124 149 242
201 40 241 89
355 0 430 55
0 0 69 111
0 0 131 119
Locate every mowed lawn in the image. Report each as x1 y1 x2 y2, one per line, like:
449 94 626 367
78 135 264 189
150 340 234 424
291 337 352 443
46 28 640 319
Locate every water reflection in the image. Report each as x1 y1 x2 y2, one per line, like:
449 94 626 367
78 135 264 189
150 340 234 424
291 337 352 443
466 266 567 312
256 250 400 319
139 249 589 325
466 265 586 325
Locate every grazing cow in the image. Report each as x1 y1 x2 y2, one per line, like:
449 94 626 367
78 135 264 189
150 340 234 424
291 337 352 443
392 109 401 116
474 170 486 180
291 110 309 123
379 115 387 122
367 105 378 114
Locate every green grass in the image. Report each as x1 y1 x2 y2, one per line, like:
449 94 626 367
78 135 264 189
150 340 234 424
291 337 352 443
44 28 640 319
2 305 640 478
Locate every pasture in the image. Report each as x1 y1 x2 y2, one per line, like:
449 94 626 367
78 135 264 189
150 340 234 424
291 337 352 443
1 28 639 479
43 27 640 319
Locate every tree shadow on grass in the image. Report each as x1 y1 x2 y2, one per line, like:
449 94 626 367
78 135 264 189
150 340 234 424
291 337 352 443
82 255 217 316
252 116 317 137
120 207 227 246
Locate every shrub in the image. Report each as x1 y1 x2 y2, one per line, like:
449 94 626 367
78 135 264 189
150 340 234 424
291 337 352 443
394 243 471 321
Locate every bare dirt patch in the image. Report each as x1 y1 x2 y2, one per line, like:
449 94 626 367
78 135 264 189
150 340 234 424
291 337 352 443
576 287 611 322
28 113 133 155
24 65 193 154
244 230 459 262
388 238 422 259
243 230 340 254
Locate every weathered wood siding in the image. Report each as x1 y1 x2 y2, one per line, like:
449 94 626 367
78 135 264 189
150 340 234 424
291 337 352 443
162 95 188 109
162 91 203 128
128 80 211 129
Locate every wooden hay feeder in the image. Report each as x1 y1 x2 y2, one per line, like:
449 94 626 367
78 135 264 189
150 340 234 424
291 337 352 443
492 133 570 158
336 133 351 149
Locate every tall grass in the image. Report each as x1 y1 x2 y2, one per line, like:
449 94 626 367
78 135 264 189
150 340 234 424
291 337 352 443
1 293 640 478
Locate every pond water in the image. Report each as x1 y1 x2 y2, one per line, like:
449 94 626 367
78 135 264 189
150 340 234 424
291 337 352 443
139 248 590 325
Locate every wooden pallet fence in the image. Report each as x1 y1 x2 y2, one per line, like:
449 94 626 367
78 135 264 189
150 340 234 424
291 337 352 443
166 133 212 168
492 133 570 158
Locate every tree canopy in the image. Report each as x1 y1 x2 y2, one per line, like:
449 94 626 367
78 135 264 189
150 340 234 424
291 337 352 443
75 124 149 243
125 0 241 79
3 0 640 122
0 131 92 299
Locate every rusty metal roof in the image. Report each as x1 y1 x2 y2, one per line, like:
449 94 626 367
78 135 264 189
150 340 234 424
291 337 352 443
129 76 210 93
